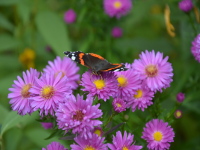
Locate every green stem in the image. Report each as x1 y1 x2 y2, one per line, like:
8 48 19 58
103 111 117 128
165 102 181 122
187 13 197 36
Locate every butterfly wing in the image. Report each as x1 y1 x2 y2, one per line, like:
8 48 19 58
64 51 128 73
100 63 128 72
64 51 87 66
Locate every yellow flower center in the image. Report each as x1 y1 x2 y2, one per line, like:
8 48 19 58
117 76 127 87
73 110 84 121
123 146 129 150
113 1 122 9
175 110 182 118
94 129 101 136
134 89 143 98
116 103 122 107
145 65 158 77
93 79 105 89
41 86 54 99
21 84 32 98
153 131 163 142
84 145 95 150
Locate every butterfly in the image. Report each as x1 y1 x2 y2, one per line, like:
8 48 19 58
64 51 127 74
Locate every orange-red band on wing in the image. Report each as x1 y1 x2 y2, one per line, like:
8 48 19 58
101 64 123 72
89 53 105 60
79 53 85 65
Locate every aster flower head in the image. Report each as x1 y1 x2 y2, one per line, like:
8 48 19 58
111 27 123 38
142 119 175 150
93 126 103 137
42 141 67 150
174 110 183 119
8 68 40 115
41 122 53 129
30 72 71 116
176 92 185 103
115 65 142 99
64 9 76 24
43 56 80 89
108 131 143 150
191 34 200 63
81 71 118 101
112 97 127 113
127 83 154 112
178 0 193 12
70 133 107 150
104 0 132 18
132 50 173 92
56 94 103 137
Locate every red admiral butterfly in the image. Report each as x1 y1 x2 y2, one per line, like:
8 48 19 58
64 51 127 74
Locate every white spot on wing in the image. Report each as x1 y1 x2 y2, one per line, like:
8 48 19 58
114 69 120 72
71 56 76 60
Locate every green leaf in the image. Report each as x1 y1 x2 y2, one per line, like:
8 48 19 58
0 111 33 136
0 0 18 5
0 34 20 52
4 128 22 150
0 105 9 124
0 13 14 31
16 0 32 24
35 11 71 56
25 128 66 147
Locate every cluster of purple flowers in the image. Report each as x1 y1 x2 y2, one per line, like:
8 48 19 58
43 119 175 150
8 50 175 150
81 50 173 113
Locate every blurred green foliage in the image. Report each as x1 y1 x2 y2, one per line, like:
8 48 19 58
0 0 200 149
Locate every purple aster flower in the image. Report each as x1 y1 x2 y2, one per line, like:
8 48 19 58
41 122 53 129
93 126 103 137
42 141 67 150
111 27 123 38
191 34 200 63
30 73 71 116
70 133 107 150
81 71 118 101
43 56 80 89
142 119 175 150
112 97 127 113
176 92 185 103
8 68 40 115
56 94 103 137
132 50 173 92
178 0 193 12
115 65 142 99
127 83 154 112
64 9 76 24
108 131 143 150
104 0 132 18
174 110 183 119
